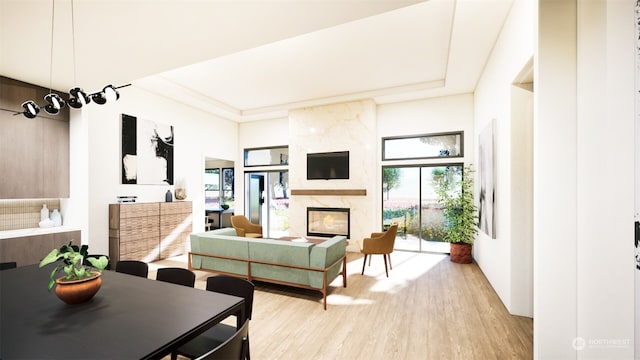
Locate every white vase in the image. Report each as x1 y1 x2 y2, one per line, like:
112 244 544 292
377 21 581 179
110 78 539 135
50 209 62 226
40 204 49 222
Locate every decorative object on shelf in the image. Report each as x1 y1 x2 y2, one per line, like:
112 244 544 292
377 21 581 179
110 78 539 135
434 164 478 264
175 178 187 200
50 209 62 226
38 241 108 304
116 195 137 203
14 0 129 119
40 204 49 222
165 189 173 202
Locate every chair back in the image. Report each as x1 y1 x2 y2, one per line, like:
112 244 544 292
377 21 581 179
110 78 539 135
156 267 196 287
230 215 262 237
0 261 17 270
195 319 249 360
115 260 149 278
363 224 398 254
206 275 255 322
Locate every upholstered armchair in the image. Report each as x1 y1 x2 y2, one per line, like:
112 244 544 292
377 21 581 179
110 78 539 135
230 215 263 238
357 224 398 277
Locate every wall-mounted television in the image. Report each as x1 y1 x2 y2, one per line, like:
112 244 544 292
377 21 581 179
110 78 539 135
307 151 349 180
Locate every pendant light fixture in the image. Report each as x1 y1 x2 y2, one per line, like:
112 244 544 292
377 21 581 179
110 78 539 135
16 0 129 119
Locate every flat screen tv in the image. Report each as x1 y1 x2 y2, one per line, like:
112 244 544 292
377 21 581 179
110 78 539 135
307 151 349 180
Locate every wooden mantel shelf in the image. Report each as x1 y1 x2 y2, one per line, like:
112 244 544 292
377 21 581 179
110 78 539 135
290 189 367 196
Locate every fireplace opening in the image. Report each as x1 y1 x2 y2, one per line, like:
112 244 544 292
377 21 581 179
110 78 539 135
307 207 350 239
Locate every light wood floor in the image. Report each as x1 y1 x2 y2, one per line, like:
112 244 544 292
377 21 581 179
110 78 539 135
152 251 532 360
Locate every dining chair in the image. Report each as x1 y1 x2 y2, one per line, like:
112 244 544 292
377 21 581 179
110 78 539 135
195 319 249 360
173 275 255 360
115 260 149 278
230 215 263 238
0 261 17 270
357 223 398 277
84 254 111 270
156 267 196 287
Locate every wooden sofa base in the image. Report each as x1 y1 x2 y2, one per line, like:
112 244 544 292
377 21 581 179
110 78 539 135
188 251 347 310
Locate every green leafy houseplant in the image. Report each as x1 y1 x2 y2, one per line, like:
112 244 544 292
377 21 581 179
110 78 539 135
38 241 108 291
434 165 479 245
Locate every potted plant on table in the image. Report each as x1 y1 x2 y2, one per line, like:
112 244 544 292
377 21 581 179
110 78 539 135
434 164 479 264
38 241 109 304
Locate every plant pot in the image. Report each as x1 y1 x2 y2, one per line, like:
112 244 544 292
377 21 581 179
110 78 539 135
54 272 102 305
449 243 473 264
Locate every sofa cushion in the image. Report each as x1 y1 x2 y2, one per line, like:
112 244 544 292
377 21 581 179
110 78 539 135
309 236 347 288
190 231 249 275
248 238 314 286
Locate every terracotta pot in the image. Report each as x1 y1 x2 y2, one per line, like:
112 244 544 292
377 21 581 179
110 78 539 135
449 243 473 264
54 272 102 305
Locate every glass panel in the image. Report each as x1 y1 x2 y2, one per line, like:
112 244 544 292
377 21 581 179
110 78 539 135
221 168 234 208
204 168 220 209
420 165 462 253
383 132 463 160
268 171 289 238
383 167 419 251
244 146 289 167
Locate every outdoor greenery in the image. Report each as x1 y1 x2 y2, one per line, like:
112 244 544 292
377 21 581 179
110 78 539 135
382 168 401 200
434 164 478 244
38 242 108 291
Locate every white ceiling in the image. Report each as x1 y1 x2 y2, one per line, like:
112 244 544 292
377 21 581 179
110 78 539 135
0 0 514 122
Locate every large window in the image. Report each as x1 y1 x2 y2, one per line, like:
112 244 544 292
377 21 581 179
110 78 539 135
382 164 462 253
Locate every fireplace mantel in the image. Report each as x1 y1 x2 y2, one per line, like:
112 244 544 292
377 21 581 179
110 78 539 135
291 189 366 196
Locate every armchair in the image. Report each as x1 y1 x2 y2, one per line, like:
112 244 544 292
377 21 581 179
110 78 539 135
230 215 263 238
357 224 398 277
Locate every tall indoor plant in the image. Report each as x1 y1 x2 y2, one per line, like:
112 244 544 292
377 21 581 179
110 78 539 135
434 164 479 263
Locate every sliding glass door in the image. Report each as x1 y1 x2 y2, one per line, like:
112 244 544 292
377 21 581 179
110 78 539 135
382 164 462 253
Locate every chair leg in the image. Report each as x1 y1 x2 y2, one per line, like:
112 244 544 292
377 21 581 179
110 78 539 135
368 254 372 266
383 254 389 277
387 254 392 270
361 254 368 275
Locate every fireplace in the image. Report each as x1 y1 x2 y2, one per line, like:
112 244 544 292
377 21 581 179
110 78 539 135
307 207 350 238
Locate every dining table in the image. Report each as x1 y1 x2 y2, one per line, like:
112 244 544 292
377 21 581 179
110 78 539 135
0 264 244 359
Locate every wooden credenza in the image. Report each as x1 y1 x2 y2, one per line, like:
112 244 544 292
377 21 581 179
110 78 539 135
109 201 192 264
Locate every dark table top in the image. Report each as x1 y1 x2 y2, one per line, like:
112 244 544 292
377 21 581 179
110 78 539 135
0 264 244 359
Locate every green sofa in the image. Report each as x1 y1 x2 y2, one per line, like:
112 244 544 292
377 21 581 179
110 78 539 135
189 228 347 310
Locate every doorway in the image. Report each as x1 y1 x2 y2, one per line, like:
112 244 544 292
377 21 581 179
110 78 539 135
244 170 289 238
382 164 462 253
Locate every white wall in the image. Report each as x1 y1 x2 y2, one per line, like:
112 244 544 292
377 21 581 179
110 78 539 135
473 0 534 317
68 86 238 255
536 0 635 358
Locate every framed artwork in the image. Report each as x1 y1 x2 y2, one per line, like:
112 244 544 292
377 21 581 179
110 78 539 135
478 119 495 239
121 114 174 185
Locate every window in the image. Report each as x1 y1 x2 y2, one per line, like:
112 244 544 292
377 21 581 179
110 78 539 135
244 146 289 167
382 132 463 160
204 168 220 209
